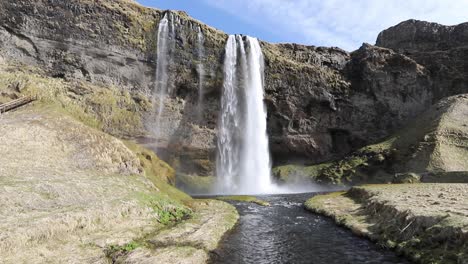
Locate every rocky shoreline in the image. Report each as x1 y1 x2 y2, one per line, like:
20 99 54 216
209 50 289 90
305 184 468 264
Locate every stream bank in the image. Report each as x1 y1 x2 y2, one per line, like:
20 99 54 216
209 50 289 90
305 184 468 264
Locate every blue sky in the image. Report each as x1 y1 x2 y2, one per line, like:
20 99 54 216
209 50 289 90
136 0 468 51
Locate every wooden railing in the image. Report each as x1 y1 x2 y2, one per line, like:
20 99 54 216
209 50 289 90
0 96 36 113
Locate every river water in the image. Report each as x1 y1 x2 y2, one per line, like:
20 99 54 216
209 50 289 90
209 193 409 264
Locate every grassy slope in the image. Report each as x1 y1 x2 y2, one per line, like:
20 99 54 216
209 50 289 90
0 60 150 138
305 184 468 264
0 59 238 263
0 106 193 263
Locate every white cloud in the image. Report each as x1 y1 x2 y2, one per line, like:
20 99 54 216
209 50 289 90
201 0 468 51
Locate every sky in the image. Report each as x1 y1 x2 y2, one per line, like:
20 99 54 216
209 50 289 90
137 0 468 51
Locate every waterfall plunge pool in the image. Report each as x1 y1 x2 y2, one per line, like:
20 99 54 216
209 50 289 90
207 192 409 264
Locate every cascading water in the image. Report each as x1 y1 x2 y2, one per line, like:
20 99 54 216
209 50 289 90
216 35 274 194
217 35 240 192
196 26 205 119
240 36 272 193
154 12 174 137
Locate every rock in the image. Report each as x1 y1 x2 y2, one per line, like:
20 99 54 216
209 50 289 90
393 172 421 183
376 19 468 100
289 94 468 184
376 19 468 52
0 1 467 177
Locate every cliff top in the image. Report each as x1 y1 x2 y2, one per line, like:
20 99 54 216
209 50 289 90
376 19 468 52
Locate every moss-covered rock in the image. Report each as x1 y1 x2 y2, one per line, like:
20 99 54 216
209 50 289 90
272 163 331 183
278 94 468 185
176 173 216 194
0 61 148 138
392 172 422 183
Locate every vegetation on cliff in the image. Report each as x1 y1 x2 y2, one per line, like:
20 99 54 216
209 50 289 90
274 94 468 185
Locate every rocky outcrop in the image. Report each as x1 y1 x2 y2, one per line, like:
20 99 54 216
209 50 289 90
0 0 466 177
274 94 468 185
265 42 432 164
377 19 468 100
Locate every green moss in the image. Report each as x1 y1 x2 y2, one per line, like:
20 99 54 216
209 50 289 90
176 173 215 194
107 241 142 255
217 195 270 206
272 163 331 182
124 141 192 203
137 192 192 225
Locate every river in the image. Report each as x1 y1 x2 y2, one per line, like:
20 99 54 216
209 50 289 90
209 193 409 264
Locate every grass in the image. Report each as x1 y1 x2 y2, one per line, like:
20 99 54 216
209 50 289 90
107 241 142 255
137 192 192 225
305 185 468 263
176 173 216 194
124 141 192 203
217 195 270 206
0 61 149 138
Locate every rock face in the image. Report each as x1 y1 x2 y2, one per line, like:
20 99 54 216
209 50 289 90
265 43 432 165
273 94 468 185
0 1 467 176
377 19 468 100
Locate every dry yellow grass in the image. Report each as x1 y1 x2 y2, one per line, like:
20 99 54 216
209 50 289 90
0 107 183 263
306 184 468 264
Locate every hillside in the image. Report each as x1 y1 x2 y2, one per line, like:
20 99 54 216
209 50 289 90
0 105 237 263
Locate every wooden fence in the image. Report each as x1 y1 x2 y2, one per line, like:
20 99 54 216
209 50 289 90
0 96 36 114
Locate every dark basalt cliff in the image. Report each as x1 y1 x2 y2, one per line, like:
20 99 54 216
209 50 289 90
0 0 466 176
377 19 468 99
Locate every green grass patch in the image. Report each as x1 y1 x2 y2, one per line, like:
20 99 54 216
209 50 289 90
124 141 192 203
217 195 270 206
137 192 193 225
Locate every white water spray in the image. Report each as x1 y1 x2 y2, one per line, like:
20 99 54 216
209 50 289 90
154 12 174 137
197 26 205 119
216 35 274 194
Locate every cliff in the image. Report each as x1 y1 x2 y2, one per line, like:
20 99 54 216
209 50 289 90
377 19 468 100
0 1 467 179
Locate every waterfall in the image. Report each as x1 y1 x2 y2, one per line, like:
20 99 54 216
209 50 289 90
154 12 174 137
197 26 205 119
216 35 273 194
240 36 272 193
217 35 240 191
